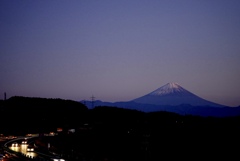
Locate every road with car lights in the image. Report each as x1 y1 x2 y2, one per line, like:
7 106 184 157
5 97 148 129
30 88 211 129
1 136 66 161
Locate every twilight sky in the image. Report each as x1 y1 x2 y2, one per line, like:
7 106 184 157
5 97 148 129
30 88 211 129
1 0 240 107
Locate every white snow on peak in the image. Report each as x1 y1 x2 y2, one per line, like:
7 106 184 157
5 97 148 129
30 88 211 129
149 82 185 96
167 82 180 88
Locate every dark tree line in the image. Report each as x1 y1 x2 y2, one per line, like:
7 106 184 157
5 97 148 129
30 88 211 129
0 96 88 135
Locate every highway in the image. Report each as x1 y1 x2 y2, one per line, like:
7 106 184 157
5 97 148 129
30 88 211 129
1 136 65 161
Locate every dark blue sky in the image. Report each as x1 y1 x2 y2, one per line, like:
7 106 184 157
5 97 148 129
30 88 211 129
1 0 240 107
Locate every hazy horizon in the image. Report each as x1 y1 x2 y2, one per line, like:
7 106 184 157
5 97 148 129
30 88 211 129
1 0 240 107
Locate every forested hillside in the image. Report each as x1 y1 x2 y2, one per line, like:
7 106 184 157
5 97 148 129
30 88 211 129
0 96 88 134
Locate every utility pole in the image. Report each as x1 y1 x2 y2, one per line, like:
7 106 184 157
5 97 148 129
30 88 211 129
4 92 6 101
91 95 95 109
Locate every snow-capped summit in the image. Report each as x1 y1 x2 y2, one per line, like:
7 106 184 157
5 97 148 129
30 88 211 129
132 83 224 107
149 82 186 96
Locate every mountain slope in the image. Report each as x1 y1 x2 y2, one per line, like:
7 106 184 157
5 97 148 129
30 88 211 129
82 99 240 117
132 83 224 107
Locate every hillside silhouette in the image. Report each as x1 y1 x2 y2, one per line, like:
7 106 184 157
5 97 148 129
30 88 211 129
1 96 240 160
0 96 88 134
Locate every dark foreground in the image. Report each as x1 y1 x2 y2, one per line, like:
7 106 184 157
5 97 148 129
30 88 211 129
1 97 240 161
35 123 240 161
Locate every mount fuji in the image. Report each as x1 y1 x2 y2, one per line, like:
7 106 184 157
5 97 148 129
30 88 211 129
132 82 224 107
82 82 240 117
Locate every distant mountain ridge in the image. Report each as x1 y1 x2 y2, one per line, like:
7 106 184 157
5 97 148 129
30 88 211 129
82 100 240 117
82 83 240 117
